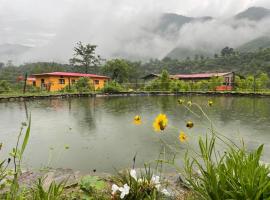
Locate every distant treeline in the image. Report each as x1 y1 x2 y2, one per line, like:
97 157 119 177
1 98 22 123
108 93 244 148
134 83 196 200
1 46 270 84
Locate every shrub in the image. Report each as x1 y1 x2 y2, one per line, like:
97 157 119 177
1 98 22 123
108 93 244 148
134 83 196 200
102 81 124 93
0 80 11 93
29 177 66 200
74 77 94 93
60 85 77 93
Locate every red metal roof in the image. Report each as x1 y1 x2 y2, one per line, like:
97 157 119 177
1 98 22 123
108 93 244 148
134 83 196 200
173 72 232 79
32 72 109 79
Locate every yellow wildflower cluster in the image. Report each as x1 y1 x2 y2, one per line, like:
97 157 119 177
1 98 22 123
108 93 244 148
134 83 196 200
132 99 205 143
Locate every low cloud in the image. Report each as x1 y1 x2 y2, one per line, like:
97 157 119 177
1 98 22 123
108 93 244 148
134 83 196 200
0 0 270 63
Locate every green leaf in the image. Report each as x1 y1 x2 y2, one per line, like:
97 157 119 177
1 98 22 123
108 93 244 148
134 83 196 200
79 176 106 193
21 116 31 155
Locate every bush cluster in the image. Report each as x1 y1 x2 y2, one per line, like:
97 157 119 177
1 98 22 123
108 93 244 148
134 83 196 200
144 70 224 92
102 81 124 93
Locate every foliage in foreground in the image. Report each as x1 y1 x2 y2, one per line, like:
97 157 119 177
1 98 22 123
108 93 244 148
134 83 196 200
111 166 170 199
174 100 270 199
185 135 270 200
30 178 66 200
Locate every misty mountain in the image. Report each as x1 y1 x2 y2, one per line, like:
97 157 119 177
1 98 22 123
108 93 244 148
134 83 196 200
165 6 270 60
1 6 270 63
237 36 270 52
166 47 213 60
156 13 212 35
0 44 32 62
235 7 270 21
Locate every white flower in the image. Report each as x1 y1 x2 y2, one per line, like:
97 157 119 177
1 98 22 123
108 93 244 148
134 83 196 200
130 169 137 180
161 188 170 196
151 175 160 184
111 184 119 195
119 184 130 199
151 175 161 190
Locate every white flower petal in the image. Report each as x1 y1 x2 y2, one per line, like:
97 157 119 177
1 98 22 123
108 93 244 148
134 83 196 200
120 192 125 199
151 175 160 185
130 169 137 180
111 184 119 194
155 183 161 190
119 184 130 199
161 188 170 196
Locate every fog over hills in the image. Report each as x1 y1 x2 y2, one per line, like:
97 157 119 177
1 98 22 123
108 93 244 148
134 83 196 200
165 6 270 59
235 6 270 20
0 2 270 64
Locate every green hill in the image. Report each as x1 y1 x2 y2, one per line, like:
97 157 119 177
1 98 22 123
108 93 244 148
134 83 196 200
235 7 270 21
237 36 270 52
165 47 213 60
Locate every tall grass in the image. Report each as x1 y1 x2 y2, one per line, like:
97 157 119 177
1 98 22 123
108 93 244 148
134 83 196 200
182 103 270 200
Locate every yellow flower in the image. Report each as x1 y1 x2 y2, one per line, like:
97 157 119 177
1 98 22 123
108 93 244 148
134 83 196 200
153 114 168 132
186 121 194 129
178 99 185 104
133 115 142 125
187 101 192 107
179 131 187 142
208 100 213 106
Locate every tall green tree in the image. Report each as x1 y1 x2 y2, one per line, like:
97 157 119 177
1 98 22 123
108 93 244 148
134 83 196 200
102 59 131 83
69 41 101 73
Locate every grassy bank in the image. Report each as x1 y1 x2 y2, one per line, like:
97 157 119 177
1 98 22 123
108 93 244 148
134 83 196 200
1 90 270 102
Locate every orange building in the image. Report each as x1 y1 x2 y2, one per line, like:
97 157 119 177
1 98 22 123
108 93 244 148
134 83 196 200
30 72 110 91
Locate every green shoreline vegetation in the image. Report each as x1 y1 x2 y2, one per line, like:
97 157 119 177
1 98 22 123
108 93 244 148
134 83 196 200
1 69 270 99
1 43 270 97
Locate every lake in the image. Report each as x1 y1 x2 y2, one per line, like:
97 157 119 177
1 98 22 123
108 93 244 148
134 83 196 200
0 95 270 173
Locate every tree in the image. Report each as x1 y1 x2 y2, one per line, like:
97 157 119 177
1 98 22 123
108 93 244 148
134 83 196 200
74 77 94 92
221 46 234 57
69 42 101 73
0 62 4 69
160 70 171 90
102 59 131 83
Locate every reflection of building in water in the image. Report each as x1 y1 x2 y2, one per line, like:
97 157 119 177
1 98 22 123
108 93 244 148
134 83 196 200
48 99 65 110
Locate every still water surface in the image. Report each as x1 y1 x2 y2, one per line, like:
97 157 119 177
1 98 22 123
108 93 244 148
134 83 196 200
0 95 270 172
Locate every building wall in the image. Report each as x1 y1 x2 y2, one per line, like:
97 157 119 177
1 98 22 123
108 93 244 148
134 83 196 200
34 75 108 91
222 72 234 86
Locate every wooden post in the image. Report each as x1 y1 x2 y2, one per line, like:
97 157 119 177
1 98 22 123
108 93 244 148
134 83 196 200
23 72 28 94
253 75 256 93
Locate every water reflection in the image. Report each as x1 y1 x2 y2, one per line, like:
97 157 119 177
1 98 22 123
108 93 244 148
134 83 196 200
0 95 270 172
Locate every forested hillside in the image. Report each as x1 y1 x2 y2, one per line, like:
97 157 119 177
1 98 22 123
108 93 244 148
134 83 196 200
1 46 270 84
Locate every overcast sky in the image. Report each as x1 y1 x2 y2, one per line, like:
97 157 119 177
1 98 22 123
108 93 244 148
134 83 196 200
0 0 270 63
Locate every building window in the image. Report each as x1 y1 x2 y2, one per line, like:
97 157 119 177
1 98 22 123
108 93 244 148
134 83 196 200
41 79 45 84
94 80 99 85
71 79 76 84
59 79 65 84
33 81 36 86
